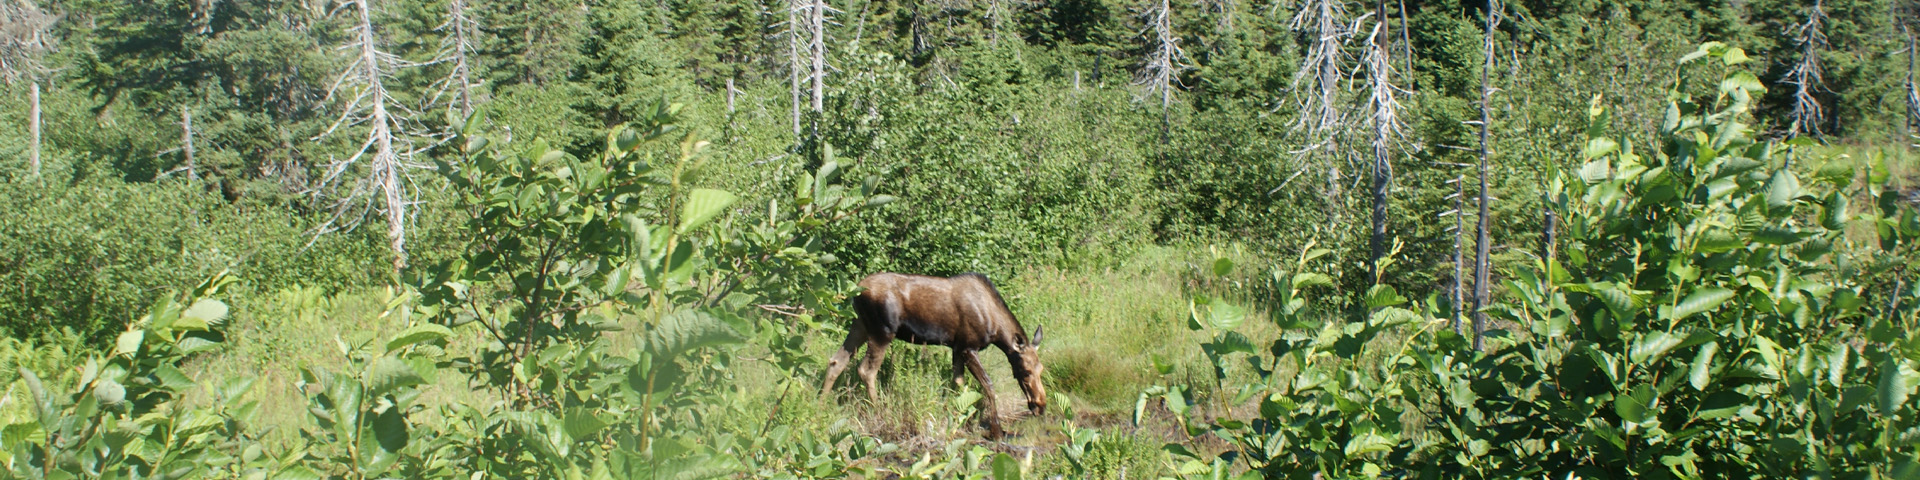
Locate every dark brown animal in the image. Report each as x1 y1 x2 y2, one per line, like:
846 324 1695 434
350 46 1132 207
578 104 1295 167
820 272 1046 438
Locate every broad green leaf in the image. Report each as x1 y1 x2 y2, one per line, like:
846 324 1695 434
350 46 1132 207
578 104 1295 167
1697 228 1741 253
1690 341 1719 390
1583 138 1619 159
1821 192 1849 230
563 408 610 442
622 215 652 261
1630 332 1687 365
273 465 324 480
372 408 409 453
864 195 898 208
677 188 738 233
1211 331 1257 356
1719 71 1765 94
116 330 145 357
183 299 229 326
1212 257 1234 277
94 378 126 406
1580 159 1611 183
954 390 984 412
646 309 745 360
1364 285 1408 309
153 365 196 392
1882 358 1914 414
991 453 1022 480
366 356 426 398
1668 288 1735 321
1767 169 1801 210
1 423 36 448
385 324 454 353
1208 301 1246 330
1292 273 1334 289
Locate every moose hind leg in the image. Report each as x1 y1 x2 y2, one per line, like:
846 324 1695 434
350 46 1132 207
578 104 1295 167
960 350 1004 439
949 348 968 391
857 335 893 403
820 328 868 397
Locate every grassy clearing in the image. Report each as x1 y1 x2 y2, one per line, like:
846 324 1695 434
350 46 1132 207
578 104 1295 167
150 245 1280 474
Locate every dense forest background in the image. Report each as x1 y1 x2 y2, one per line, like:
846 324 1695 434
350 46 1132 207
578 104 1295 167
2 0 1916 338
1 0 1918 477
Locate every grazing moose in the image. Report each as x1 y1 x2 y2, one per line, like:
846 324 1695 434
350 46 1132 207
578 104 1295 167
819 272 1047 439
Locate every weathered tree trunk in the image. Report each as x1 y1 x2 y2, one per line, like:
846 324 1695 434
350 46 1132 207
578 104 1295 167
1452 175 1465 333
28 81 39 177
1472 0 1499 352
1365 0 1399 285
181 107 196 180
1905 24 1917 144
448 0 474 118
1287 0 1352 224
788 0 804 137
357 0 406 273
809 0 825 116
1786 0 1827 138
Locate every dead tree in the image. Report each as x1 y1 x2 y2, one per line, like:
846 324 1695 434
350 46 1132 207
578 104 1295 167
1784 0 1828 138
3 0 58 177
787 0 805 137
1287 0 1356 222
1136 0 1189 145
181 108 197 180
1362 1 1405 285
1447 174 1466 332
28 81 37 175
1905 23 1917 146
1471 0 1500 352
314 0 422 274
433 0 480 119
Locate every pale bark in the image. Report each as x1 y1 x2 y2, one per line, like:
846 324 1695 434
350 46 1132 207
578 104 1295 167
0 0 57 84
313 0 415 274
1286 0 1355 223
182 108 196 180
1785 0 1828 138
1136 0 1187 144
28 80 38 176
789 0 804 137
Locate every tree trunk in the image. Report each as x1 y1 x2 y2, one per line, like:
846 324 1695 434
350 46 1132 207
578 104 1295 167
1787 0 1827 138
1472 0 1498 352
355 0 406 272
449 0 474 118
28 81 39 177
181 107 196 180
789 0 804 138
1452 175 1465 333
1906 23 1916 144
1366 0 1395 285
809 0 825 115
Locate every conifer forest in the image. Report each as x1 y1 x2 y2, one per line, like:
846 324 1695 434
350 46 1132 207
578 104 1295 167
2 0 1920 478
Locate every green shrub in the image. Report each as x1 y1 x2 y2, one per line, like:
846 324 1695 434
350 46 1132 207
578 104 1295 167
0 178 389 342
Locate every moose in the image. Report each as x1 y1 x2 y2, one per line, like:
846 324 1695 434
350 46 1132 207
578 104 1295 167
819 272 1047 439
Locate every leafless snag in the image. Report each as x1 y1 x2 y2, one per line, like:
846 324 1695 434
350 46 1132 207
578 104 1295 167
1135 0 1189 144
1784 0 1828 138
3 0 58 177
1363 1 1406 285
429 0 480 120
1472 0 1501 352
1286 0 1359 221
311 0 432 274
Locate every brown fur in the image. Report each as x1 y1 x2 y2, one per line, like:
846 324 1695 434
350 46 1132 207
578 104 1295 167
819 272 1047 439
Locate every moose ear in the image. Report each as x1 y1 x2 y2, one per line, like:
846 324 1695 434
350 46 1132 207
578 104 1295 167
1030 326 1044 346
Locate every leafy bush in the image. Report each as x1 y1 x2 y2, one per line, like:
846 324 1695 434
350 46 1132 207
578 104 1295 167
0 179 390 343
1162 43 1920 479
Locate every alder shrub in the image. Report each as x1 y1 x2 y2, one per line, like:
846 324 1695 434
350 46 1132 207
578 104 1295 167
0 104 933 479
1158 43 1920 479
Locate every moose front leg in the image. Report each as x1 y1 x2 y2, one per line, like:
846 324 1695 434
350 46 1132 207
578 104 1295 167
959 350 1004 439
950 348 968 391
